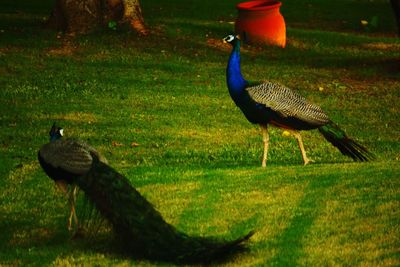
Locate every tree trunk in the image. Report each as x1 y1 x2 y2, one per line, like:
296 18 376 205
46 0 148 35
122 0 148 35
391 0 400 35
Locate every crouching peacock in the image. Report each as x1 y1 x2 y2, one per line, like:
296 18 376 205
38 123 254 264
223 34 373 167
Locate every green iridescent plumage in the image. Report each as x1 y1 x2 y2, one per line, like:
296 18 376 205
224 34 374 166
78 158 253 263
318 123 373 161
39 125 254 264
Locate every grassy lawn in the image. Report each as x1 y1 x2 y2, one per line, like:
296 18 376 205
1 0 399 266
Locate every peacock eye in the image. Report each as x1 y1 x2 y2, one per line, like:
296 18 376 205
224 35 235 43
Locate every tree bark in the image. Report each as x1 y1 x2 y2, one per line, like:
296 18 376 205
46 0 147 35
122 0 148 35
391 0 400 35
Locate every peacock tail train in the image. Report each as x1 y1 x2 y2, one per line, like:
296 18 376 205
223 34 373 165
318 122 373 162
74 156 253 264
38 124 254 264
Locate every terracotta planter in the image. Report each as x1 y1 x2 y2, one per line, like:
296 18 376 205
235 0 286 47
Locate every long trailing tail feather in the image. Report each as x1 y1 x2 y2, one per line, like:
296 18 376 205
318 122 374 162
75 158 253 264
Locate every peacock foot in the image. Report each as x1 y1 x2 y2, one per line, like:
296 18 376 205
303 158 314 165
261 162 267 168
71 226 85 239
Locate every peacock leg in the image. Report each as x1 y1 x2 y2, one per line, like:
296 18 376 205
55 180 79 231
291 131 312 165
260 124 269 168
68 185 79 231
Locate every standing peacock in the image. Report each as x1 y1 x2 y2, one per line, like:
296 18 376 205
223 34 373 167
38 123 254 264
38 123 107 233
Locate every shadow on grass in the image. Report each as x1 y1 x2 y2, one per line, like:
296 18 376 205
0 213 129 265
266 174 337 265
0 215 67 265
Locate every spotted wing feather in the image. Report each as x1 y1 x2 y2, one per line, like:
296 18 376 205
246 82 330 126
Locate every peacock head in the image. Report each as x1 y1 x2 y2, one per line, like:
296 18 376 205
223 34 240 46
49 122 64 141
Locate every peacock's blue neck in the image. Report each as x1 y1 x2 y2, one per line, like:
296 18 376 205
226 40 248 98
50 135 61 142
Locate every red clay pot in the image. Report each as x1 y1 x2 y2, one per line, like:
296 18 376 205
235 0 286 47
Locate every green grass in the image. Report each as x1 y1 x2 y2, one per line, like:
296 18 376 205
1 0 399 266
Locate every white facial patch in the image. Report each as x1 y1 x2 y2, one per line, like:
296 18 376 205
59 128 64 136
225 35 235 43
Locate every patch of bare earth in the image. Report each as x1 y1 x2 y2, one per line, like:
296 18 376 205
46 39 78 56
362 42 400 51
